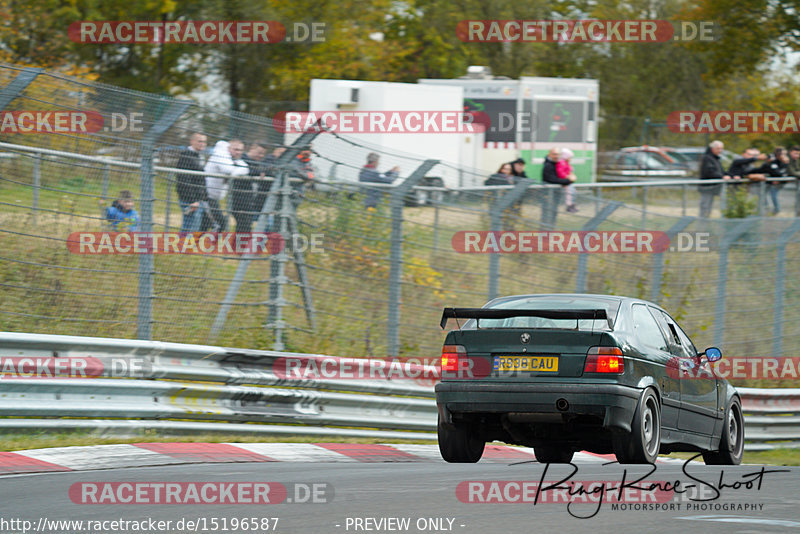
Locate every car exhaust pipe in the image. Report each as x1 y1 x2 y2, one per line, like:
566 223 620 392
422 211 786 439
556 398 569 412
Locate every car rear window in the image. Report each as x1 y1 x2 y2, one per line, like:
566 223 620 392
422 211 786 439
470 296 621 331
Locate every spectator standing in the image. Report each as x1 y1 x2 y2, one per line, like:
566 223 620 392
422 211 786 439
788 145 800 180
232 140 270 233
175 132 207 232
753 147 790 215
541 148 569 225
106 190 140 231
698 140 730 218
507 157 532 218
203 139 248 232
556 148 579 212
359 152 399 209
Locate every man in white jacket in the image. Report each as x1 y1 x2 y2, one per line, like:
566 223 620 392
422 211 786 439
202 139 248 231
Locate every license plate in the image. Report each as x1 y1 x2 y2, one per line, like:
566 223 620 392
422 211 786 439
494 356 559 372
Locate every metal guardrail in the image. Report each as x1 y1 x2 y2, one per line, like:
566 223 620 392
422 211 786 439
0 333 797 451
0 333 437 440
737 388 800 451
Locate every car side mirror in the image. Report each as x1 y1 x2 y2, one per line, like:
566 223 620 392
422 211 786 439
701 347 722 362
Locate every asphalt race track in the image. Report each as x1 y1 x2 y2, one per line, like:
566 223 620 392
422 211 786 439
0 446 798 534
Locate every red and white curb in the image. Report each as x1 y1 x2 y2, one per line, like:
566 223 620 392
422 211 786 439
0 443 684 475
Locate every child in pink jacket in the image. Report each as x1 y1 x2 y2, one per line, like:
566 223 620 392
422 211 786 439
556 148 578 212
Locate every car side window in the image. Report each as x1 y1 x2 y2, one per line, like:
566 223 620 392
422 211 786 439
631 304 669 352
652 308 696 358
667 314 699 358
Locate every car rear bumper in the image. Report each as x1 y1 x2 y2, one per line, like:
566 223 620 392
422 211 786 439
435 381 641 432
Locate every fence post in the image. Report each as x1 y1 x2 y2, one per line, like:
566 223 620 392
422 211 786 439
714 219 758 347
720 180 727 214
575 202 621 292
488 180 530 300
101 163 110 201
595 187 602 216
164 171 172 230
650 216 694 302
433 197 440 252
682 183 687 216
387 159 439 357
32 152 41 225
773 220 800 358
270 172 292 351
757 181 766 216
641 184 648 228
795 180 800 217
136 99 190 340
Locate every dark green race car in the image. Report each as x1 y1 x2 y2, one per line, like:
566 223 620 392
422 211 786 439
435 293 743 465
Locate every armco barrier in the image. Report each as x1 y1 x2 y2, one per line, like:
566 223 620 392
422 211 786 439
0 333 437 440
737 387 800 451
0 333 798 450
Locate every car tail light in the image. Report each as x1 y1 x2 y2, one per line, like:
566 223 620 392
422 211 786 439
442 345 466 372
585 346 624 373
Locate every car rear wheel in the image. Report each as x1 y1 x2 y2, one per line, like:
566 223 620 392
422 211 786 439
614 388 661 464
702 398 744 465
438 416 484 463
534 445 574 463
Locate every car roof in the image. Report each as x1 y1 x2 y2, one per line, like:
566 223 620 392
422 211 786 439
485 292 671 309
618 146 678 163
487 293 628 305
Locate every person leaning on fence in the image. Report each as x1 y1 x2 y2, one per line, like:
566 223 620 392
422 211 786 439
727 147 767 181
105 190 140 231
485 162 514 186
752 147 790 215
556 148 579 212
202 139 248 232
359 152 399 209
231 140 270 233
175 132 208 233
698 140 730 218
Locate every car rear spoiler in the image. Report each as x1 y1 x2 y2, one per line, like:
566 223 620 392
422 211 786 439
440 308 611 330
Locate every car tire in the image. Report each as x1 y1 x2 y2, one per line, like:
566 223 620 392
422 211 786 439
534 445 574 464
438 416 484 463
614 388 661 464
702 398 744 465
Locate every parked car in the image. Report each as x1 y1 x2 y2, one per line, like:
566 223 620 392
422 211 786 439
672 146 736 176
599 147 689 181
435 293 743 465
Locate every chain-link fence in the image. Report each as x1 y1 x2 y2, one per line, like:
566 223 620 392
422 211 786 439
1 65 800 381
